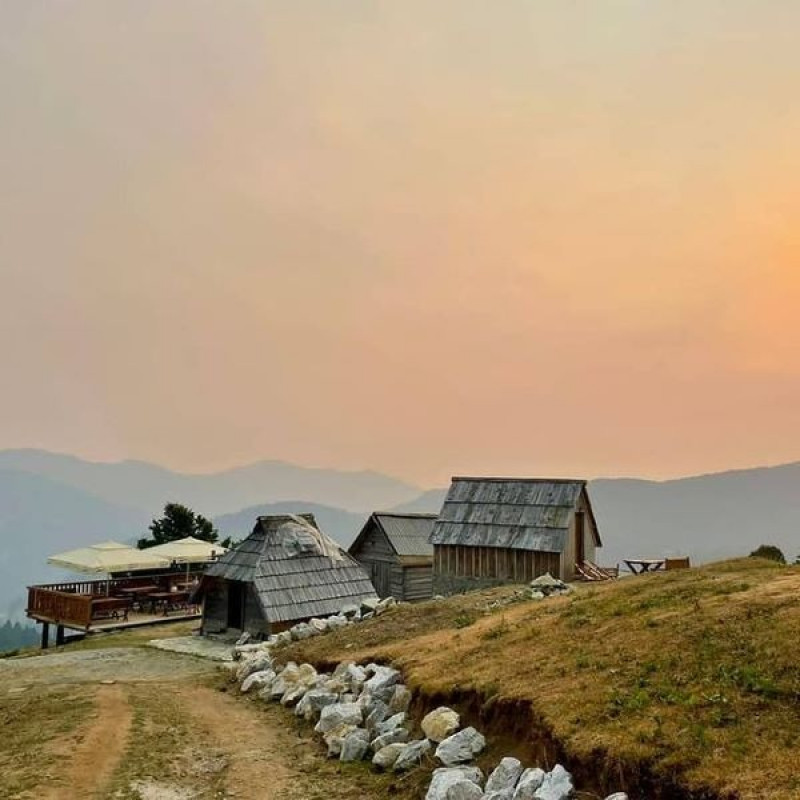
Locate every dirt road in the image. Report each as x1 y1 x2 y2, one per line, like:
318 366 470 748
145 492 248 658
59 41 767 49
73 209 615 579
1 646 408 800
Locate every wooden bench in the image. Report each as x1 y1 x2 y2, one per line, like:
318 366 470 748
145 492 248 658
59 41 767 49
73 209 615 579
575 560 619 581
90 597 131 621
665 557 691 571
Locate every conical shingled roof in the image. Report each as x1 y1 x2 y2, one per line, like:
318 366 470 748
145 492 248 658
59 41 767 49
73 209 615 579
205 513 377 624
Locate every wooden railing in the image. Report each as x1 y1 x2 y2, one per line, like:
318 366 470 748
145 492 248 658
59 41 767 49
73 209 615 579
27 587 93 628
26 572 200 629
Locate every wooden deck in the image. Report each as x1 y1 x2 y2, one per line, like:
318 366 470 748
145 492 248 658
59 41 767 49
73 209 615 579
27 573 202 646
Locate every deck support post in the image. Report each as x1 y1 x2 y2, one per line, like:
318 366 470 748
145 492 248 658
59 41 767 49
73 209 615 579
55 625 65 646
41 621 50 650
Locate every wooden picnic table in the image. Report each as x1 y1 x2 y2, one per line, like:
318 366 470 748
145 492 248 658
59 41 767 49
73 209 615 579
146 590 191 616
623 558 666 575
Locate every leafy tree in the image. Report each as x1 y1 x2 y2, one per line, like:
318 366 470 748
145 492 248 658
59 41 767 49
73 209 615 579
748 544 786 564
138 502 232 549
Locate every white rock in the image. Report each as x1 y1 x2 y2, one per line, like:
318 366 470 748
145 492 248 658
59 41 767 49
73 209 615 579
280 685 307 707
309 618 329 634
604 795 628 800
389 684 412 713
426 766 485 800
393 738 432 772
370 727 409 751
363 665 402 697
314 702 363 734
240 669 275 694
340 728 371 762
372 742 406 771
513 768 546 800
435 727 486 766
533 765 574 800
486 757 524 793
422 707 461 742
360 597 380 614
324 723 357 758
376 712 405 737
295 689 338 721
340 603 361 618
485 791 515 800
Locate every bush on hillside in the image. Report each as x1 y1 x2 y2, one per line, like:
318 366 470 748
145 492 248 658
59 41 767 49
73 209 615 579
748 544 786 564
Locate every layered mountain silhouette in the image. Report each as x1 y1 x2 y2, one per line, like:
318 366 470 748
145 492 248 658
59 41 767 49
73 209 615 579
1 449 798 622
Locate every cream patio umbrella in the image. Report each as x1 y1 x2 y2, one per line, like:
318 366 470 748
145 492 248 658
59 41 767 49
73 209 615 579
47 542 171 594
145 536 228 564
146 536 228 591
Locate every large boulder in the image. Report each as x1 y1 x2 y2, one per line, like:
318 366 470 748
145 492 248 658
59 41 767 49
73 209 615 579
389 684 412 713
346 663 368 693
360 597 380 615
280 685 307 707
309 617 329 634
340 728 371 762
425 766 484 800
324 723 357 758
240 669 275 694
375 597 396 615
533 765 573 800
315 702 363 734
486 757 524 793
363 665 402 700
393 738 432 772
370 727 409 752
422 707 461 742
372 742 407 771
513 768 546 799
364 698 391 733
236 651 272 681
375 712 406 737
295 689 339 721
485 791 515 800
290 622 316 640
435 727 486 766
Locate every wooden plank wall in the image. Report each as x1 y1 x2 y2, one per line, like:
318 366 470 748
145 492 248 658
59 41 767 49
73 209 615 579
434 545 560 583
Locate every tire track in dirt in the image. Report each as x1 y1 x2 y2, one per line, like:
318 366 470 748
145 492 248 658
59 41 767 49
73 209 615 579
41 683 133 800
180 685 294 799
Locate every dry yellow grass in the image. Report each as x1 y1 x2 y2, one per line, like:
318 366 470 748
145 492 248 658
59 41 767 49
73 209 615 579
284 558 800 800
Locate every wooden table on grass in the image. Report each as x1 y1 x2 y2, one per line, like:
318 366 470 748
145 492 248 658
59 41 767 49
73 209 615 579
623 559 666 575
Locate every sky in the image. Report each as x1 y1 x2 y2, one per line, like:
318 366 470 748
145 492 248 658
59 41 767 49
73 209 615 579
1 1 799 487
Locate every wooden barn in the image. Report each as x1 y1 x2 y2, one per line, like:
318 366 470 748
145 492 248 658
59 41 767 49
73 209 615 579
430 477 602 594
348 512 436 602
196 513 377 638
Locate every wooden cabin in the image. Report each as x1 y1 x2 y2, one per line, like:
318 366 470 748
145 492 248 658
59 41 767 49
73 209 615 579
430 477 602 594
196 513 377 638
348 512 436 602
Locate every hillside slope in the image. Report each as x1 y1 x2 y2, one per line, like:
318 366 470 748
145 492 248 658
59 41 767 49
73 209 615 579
285 558 800 800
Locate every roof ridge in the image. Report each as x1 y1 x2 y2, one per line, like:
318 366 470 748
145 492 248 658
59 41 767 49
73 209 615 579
373 511 438 519
451 476 587 484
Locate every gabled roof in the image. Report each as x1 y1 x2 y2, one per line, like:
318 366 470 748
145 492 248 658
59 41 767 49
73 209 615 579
350 512 437 559
204 514 377 623
429 477 601 553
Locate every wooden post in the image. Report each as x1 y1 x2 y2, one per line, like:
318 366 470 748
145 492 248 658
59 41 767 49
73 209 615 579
56 625 65 646
41 621 50 650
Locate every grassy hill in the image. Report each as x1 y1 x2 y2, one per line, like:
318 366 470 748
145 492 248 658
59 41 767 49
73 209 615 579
284 558 800 800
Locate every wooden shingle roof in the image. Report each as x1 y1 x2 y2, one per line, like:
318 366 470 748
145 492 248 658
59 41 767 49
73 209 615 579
429 477 600 553
205 514 377 623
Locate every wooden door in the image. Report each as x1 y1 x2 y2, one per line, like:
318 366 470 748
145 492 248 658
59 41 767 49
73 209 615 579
371 562 392 598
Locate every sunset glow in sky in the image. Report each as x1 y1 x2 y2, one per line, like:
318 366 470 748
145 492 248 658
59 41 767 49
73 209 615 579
1 2 799 485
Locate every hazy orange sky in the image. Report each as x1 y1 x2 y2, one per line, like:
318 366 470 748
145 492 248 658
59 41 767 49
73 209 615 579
1 2 798 486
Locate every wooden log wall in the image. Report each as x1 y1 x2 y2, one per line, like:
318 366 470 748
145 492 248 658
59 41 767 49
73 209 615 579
434 545 559 584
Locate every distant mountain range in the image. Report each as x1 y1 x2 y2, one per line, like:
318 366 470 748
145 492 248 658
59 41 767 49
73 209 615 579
1 448 798 623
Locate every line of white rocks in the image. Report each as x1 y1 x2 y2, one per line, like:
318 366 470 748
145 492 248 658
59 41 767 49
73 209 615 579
228 644 628 800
